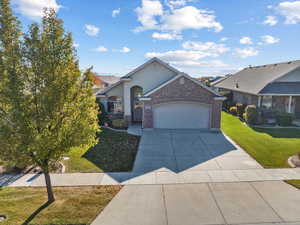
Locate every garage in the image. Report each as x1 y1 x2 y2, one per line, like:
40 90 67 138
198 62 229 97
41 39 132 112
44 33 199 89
153 102 210 129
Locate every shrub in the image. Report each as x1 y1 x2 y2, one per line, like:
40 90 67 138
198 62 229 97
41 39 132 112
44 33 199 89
112 119 128 129
244 105 258 125
236 104 246 118
96 99 110 126
229 106 237 115
276 112 294 126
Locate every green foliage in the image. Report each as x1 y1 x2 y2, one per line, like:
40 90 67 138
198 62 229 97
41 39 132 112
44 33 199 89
0 0 31 168
0 5 99 201
229 106 237 115
236 104 246 118
244 105 259 125
112 119 127 129
96 99 110 126
276 112 294 126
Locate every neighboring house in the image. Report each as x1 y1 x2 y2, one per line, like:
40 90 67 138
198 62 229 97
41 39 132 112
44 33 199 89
92 74 120 93
213 60 300 119
96 57 225 130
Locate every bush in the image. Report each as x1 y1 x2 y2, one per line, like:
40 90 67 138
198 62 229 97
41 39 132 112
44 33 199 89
244 105 258 125
229 106 237 115
236 104 246 118
112 119 128 129
276 112 294 126
96 99 110 126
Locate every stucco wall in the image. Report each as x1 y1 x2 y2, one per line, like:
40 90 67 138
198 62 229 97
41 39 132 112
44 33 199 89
142 76 222 129
123 61 177 117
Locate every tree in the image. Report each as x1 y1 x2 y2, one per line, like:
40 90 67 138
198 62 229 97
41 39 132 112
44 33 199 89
0 6 99 203
0 0 31 168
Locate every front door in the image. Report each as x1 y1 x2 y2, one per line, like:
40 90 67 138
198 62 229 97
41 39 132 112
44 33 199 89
295 97 300 119
131 86 143 122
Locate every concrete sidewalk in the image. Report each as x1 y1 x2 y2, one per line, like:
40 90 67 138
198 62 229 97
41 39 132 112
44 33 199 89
91 181 300 225
2 168 300 187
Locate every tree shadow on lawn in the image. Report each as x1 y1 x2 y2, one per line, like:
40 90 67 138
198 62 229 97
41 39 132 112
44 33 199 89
251 127 300 139
82 129 140 172
21 201 52 225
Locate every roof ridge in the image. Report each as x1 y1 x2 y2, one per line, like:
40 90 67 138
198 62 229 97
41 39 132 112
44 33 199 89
246 59 300 69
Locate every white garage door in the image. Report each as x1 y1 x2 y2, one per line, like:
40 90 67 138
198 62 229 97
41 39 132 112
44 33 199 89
153 102 210 129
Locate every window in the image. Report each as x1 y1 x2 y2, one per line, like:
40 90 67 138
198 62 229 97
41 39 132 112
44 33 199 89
261 96 272 109
107 96 123 113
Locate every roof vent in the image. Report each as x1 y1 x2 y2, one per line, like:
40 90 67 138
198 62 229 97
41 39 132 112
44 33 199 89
274 64 277 66
288 61 292 64
248 65 252 69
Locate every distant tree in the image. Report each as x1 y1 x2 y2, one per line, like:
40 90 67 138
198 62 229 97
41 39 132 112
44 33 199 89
0 6 99 203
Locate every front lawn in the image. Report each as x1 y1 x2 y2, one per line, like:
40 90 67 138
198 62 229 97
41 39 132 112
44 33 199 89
285 180 300 189
0 186 121 225
221 112 300 168
64 128 140 173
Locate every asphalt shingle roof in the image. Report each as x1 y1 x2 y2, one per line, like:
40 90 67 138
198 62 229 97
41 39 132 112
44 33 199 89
214 60 300 95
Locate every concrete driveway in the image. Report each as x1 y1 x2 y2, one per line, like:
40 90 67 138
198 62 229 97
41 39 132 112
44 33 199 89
92 181 300 225
133 129 262 173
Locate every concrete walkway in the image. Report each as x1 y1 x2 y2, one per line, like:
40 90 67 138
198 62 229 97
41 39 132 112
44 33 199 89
2 168 300 187
92 181 300 225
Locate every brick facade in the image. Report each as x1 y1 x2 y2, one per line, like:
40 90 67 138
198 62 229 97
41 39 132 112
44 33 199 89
141 76 222 129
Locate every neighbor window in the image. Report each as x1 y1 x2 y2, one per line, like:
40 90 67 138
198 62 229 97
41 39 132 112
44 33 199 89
261 96 272 109
107 96 123 113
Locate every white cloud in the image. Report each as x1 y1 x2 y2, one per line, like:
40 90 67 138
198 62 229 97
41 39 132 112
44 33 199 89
220 37 229 42
161 6 223 32
170 60 228 68
112 8 121 17
85 24 100 36
13 0 61 20
182 41 229 56
152 32 182 40
239 37 252 45
134 1 223 33
263 16 278 26
94 46 108 52
73 43 79 48
165 0 196 9
260 35 280 44
277 1 300 24
233 47 259 58
145 41 229 68
120 47 131 53
135 0 163 32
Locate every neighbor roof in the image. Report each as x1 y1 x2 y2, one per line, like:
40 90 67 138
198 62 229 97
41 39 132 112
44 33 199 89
214 60 300 95
260 82 300 95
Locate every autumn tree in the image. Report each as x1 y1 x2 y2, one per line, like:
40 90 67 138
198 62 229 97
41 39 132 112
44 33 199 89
0 4 99 202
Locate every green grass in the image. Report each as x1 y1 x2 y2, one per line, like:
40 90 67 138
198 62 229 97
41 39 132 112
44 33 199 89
64 128 140 173
221 112 300 168
285 180 300 189
0 186 121 225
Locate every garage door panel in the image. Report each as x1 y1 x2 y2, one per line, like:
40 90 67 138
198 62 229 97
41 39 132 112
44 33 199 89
153 103 210 129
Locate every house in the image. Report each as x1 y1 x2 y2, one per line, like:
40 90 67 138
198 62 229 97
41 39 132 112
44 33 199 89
92 74 120 93
212 60 300 119
96 57 225 130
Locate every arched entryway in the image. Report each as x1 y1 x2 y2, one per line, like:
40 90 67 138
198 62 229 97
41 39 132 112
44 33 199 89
130 86 143 123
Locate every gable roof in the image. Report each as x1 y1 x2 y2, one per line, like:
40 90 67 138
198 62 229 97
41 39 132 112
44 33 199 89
143 73 222 97
122 57 181 79
97 57 181 95
214 60 300 95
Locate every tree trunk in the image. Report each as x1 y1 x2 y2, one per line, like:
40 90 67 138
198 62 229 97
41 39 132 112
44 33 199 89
44 171 55 203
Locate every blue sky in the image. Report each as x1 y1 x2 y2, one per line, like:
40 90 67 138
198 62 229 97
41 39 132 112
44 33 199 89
11 0 300 77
